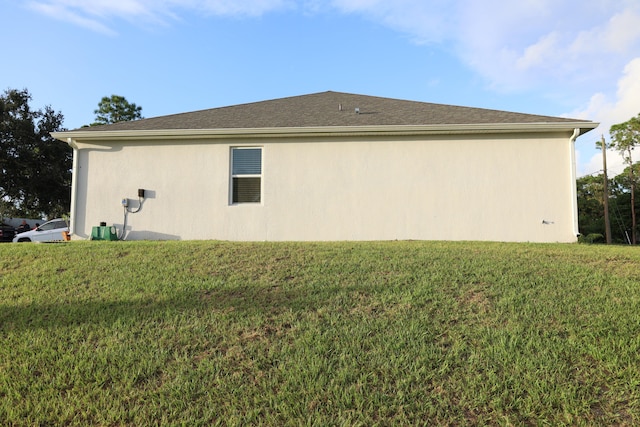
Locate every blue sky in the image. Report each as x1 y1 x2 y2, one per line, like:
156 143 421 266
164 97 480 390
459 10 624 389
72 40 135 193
3 0 640 177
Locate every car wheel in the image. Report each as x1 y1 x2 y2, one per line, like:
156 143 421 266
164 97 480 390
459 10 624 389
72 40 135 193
17 238 31 242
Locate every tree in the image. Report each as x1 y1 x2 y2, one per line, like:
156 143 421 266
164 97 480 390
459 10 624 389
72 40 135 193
92 95 143 125
576 174 606 240
610 114 640 243
576 170 640 244
609 164 640 244
0 88 71 219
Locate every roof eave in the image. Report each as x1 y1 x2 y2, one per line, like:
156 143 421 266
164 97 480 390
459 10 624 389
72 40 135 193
52 121 599 145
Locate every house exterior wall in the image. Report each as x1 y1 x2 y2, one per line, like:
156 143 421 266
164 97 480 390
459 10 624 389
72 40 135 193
71 131 577 242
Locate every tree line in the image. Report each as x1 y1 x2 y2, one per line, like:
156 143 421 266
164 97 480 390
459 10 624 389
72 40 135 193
578 166 639 243
0 89 142 220
578 113 640 244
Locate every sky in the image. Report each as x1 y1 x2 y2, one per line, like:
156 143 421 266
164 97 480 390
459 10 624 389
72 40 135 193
2 0 640 177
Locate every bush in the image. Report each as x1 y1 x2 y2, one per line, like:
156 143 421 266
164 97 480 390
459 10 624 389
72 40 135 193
578 233 605 243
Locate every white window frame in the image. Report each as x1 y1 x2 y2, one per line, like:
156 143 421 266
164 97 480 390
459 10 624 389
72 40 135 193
230 147 263 205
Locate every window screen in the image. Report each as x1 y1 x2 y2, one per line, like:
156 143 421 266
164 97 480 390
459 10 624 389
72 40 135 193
231 148 262 203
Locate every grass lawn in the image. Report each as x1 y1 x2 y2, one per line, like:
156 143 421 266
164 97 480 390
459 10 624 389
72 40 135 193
1 240 640 425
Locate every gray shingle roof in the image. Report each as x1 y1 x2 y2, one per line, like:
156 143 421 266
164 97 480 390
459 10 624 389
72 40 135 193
77 91 591 132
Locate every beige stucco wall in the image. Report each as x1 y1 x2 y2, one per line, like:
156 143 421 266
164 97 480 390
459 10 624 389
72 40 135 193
71 131 577 242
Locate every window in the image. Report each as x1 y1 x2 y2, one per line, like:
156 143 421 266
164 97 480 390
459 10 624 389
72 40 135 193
39 220 67 231
231 147 262 203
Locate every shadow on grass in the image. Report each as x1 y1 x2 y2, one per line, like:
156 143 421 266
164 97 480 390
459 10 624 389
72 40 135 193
0 284 312 333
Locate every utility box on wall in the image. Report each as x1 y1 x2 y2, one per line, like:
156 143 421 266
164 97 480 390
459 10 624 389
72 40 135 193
91 225 118 241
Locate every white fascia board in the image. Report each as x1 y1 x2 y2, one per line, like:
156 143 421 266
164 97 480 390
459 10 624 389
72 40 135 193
52 121 599 146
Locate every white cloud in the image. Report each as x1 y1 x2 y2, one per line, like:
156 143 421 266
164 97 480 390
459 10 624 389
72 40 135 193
572 58 640 177
189 0 294 17
515 31 562 73
330 0 640 90
458 2 640 91
574 59 640 126
329 0 456 44
602 10 640 53
27 0 294 33
27 1 119 35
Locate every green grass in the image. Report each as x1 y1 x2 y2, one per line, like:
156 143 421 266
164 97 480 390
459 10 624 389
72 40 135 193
1 240 640 425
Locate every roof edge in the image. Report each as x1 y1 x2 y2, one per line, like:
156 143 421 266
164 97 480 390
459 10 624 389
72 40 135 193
53 122 599 145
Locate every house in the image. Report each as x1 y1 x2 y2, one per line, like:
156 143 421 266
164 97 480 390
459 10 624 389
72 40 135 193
52 91 597 242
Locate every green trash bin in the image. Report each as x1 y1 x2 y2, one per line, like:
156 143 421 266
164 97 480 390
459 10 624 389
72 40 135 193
91 225 119 241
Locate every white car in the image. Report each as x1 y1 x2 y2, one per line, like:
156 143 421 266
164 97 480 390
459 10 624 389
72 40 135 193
13 218 69 243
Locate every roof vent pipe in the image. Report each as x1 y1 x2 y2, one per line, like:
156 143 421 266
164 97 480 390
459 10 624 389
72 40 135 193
355 107 360 114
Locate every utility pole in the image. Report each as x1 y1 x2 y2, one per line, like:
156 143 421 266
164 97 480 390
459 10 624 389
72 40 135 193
601 135 612 244
628 146 637 245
